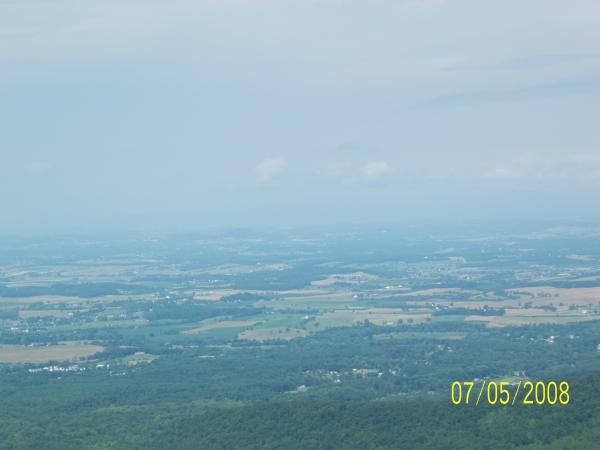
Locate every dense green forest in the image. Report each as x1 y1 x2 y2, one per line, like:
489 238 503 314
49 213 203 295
1 372 598 449
0 320 598 449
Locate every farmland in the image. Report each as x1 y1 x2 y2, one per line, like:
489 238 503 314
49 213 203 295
0 224 599 447
0 341 104 364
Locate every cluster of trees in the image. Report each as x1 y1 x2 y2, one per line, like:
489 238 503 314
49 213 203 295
0 371 598 449
153 374 600 449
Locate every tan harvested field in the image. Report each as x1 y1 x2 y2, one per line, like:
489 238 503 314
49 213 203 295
318 309 431 326
465 314 597 328
459 286 600 327
508 287 600 306
238 328 309 341
311 272 378 287
311 278 350 287
409 285 600 310
0 342 105 364
19 310 72 319
183 320 259 334
190 288 325 302
373 286 411 293
394 288 481 297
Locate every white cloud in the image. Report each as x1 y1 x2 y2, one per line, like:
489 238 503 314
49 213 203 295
361 161 393 181
256 158 287 183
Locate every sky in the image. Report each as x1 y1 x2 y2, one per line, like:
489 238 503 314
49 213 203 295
1 0 600 233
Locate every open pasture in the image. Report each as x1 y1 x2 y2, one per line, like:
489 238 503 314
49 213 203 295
317 308 431 327
0 341 104 364
238 328 309 341
183 320 259 334
465 313 597 328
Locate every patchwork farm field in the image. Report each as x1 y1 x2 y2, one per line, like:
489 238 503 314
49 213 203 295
0 226 599 448
0 341 104 363
1 228 600 364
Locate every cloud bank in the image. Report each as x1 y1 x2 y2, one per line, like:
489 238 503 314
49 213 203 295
256 158 288 183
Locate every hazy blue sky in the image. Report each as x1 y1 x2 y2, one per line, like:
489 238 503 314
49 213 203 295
2 0 600 233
